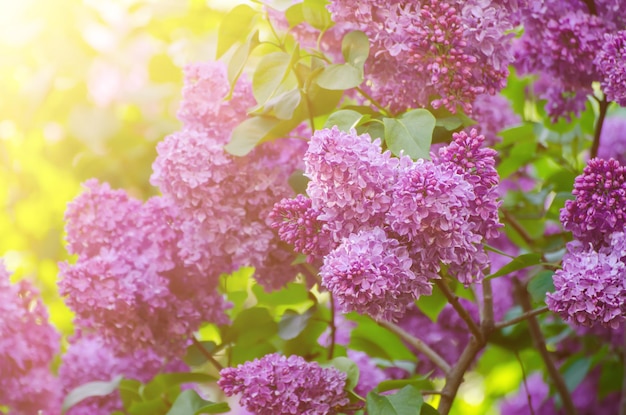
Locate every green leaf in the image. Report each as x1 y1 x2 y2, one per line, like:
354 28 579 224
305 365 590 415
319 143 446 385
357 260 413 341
384 109 436 160
302 0 332 30
435 116 464 131
349 314 416 361
316 63 363 90
216 4 259 59
227 30 259 90
143 373 217 400
420 403 441 415
376 375 433 394
324 109 366 131
561 356 592 392
62 376 123 413
285 3 305 27
253 282 313 309
251 88 302 120
166 390 229 415
253 51 298 105
224 116 281 157
327 356 360 391
527 270 555 303
278 307 315 340
486 253 543 280
366 385 423 415
342 31 369 69
184 341 217 367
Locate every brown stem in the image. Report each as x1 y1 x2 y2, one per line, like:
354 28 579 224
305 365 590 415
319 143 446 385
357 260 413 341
515 280 577 415
437 336 484 415
378 320 452 375
481 280 494 332
590 97 608 159
435 279 483 341
192 336 223 371
501 208 534 247
583 0 597 14
327 293 337 360
494 306 550 330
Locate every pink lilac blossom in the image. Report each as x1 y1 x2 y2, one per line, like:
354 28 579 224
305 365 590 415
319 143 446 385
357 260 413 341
598 116 626 165
60 334 186 415
327 0 515 114
60 181 229 358
320 227 432 321
218 353 350 415
387 159 488 285
0 262 61 414
596 30 626 106
546 234 626 329
560 158 626 248
177 61 255 139
304 127 403 243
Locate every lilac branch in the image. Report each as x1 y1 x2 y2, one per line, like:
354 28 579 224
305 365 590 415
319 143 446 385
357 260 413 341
327 293 337 360
494 306 550 330
192 336 223 371
435 279 483 341
590 96 608 159
481 279 494 332
378 320 452 375
515 280 577 415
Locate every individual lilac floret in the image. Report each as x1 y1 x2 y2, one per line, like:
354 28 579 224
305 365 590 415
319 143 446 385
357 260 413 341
60 334 185 415
0 262 61 414
270 194 333 261
595 30 626 107
387 160 488 285
177 61 255 140
546 235 626 329
218 353 350 415
320 227 432 321
305 127 401 242
560 158 626 248
598 116 626 165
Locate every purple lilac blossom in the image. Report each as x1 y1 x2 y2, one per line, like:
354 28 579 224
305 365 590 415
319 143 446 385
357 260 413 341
218 353 350 415
60 181 229 358
327 0 515 114
596 30 626 107
0 262 61 414
60 334 185 415
560 158 626 248
320 227 432 321
598 116 626 165
546 234 626 329
304 127 404 243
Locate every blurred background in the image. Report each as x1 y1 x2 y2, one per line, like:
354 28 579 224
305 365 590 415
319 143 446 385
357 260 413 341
0 0 240 335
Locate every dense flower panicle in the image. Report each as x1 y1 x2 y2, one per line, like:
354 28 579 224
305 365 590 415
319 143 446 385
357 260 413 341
270 194 333 260
469 94 520 146
560 158 626 248
218 353 350 415
598 116 626 165
60 334 185 415
60 181 229 357
305 127 402 242
596 30 626 106
387 160 488 285
327 0 515 113
177 61 255 139
546 235 626 329
0 262 61 414
320 227 432 321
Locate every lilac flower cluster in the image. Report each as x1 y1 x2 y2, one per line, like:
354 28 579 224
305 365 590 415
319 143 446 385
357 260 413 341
60 334 186 415
560 158 626 248
468 94 520 146
60 180 230 358
327 0 516 114
547 235 626 329
513 0 626 119
0 262 61 414
218 353 350 415
272 127 501 320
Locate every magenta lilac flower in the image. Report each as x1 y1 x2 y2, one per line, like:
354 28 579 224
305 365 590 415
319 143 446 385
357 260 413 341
469 94 520 146
320 227 432 321
0 262 61 414
546 235 626 329
560 158 626 248
596 30 626 107
60 334 184 415
218 353 350 415
305 127 402 242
